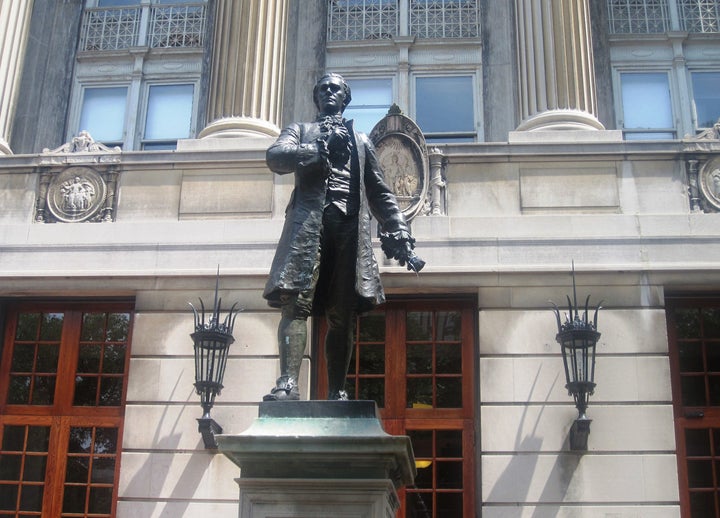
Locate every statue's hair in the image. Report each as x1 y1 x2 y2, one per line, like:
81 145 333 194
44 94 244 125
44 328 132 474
313 73 352 111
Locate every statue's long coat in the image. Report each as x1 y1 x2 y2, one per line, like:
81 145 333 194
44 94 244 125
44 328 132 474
263 120 409 314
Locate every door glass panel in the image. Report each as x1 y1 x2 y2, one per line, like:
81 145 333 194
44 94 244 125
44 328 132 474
676 308 701 338
407 311 432 341
707 344 720 372
407 344 432 373
688 459 714 487
436 493 463 516
436 311 461 341
358 344 385 374
74 312 130 407
679 341 704 372
62 427 118 517
436 378 462 408
0 425 50 514
686 428 712 456
345 312 386 405
436 344 461 374
7 312 63 406
406 428 464 517
407 378 433 407
681 375 707 406
703 308 720 338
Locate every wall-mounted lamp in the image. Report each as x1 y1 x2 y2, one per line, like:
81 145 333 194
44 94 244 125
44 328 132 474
189 271 239 449
551 264 602 451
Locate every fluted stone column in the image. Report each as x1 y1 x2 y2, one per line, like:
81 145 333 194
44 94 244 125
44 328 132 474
199 0 289 139
514 0 604 131
0 0 34 154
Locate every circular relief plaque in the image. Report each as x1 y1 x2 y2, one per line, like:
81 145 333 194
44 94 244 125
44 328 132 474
699 158 720 212
47 166 107 223
376 134 427 219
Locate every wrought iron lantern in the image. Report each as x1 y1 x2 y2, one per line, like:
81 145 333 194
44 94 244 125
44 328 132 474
189 273 239 449
551 265 602 451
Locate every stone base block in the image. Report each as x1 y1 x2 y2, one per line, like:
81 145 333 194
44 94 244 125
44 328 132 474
238 478 398 518
218 401 416 518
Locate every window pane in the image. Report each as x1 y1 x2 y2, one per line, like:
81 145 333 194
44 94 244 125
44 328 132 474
357 378 385 406
415 76 474 136
436 493 463 516
19 485 43 511
437 460 463 488
358 344 384 374
144 84 194 140
343 78 393 134
407 344 432 373
679 341 704 372
79 87 127 142
693 72 720 128
407 377 433 407
436 377 462 407
407 311 432 341
620 73 672 130
703 308 720 338
15 313 40 341
682 375 707 406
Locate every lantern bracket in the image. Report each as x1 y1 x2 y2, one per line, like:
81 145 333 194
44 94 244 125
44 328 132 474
198 417 223 449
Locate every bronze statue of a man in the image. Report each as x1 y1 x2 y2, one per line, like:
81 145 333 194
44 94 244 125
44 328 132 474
263 73 423 401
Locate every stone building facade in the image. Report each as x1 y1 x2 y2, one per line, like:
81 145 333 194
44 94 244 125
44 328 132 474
0 1 719 517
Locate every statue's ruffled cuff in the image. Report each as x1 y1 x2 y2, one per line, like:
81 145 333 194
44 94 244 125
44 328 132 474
380 229 415 261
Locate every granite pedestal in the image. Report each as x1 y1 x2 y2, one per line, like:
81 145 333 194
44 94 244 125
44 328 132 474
217 401 416 518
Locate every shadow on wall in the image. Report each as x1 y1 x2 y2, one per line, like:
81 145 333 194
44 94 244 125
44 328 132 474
120 374 214 517
484 366 582 517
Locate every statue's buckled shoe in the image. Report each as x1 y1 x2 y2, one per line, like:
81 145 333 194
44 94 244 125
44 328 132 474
263 376 300 401
328 390 349 401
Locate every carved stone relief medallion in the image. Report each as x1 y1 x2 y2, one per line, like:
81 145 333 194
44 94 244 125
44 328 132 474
370 107 429 221
46 166 107 223
699 157 720 212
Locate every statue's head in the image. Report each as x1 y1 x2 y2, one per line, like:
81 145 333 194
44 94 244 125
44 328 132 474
313 73 352 115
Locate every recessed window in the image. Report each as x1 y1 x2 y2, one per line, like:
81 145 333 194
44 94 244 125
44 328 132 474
0 303 133 517
343 78 393 134
79 87 128 147
692 71 720 129
620 72 675 139
415 76 475 142
315 300 476 517
142 84 194 150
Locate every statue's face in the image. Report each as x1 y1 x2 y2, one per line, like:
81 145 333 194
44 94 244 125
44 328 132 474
315 76 348 116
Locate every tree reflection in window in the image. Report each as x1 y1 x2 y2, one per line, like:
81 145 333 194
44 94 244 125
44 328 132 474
63 427 118 516
74 313 130 407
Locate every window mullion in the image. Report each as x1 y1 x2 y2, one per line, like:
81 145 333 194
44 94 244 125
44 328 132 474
43 416 69 518
137 4 151 46
399 0 409 36
668 0 681 31
386 306 406 417
126 73 143 150
55 311 83 414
